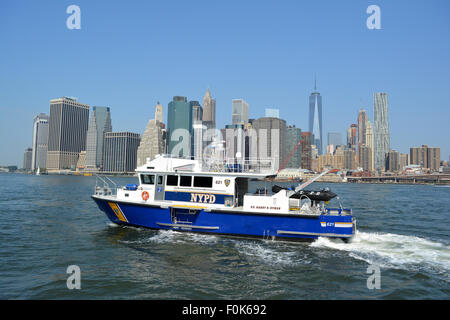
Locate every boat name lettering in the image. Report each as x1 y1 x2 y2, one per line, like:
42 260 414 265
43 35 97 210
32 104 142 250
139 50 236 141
250 205 280 210
190 193 216 204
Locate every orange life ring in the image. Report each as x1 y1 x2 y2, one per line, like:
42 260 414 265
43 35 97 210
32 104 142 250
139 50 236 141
142 191 149 201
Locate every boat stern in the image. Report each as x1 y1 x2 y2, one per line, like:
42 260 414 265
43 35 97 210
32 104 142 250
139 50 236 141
318 209 356 241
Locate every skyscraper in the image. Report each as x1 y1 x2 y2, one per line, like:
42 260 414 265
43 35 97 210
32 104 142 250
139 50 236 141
347 124 358 151
327 132 342 148
46 97 90 171
85 106 112 171
103 132 140 173
343 149 357 170
385 150 400 172
285 126 302 168
23 148 32 171
251 117 286 171
31 113 49 171
373 93 390 171
167 96 193 158
202 89 216 129
232 99 249 126
191 102 203 123
357 109 367 148
358 145 373 172
399 153 409 170
309 78 323 155
193 121 207 161
222 124 246 163
300 132 313 170
365 120 374 171
410 146 425 167
410 145 440 171
427 147 440 171
137 103 166 167
155 102 164 123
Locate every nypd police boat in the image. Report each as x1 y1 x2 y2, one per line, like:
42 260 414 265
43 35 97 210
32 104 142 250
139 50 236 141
92 155 356 242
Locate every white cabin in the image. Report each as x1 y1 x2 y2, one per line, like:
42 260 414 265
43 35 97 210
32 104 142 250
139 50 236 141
100 154 320 215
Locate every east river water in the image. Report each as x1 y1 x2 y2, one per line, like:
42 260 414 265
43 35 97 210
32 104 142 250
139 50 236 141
0 173 448 299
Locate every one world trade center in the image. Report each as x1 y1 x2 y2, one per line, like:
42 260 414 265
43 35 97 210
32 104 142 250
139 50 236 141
309 78 323 155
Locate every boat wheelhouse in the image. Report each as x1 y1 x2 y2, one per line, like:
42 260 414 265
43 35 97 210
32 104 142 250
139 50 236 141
92 154 356 241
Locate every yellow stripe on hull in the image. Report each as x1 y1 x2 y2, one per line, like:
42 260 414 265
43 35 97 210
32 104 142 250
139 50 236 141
108 202 128 222
334 222 353 228
170 204 208 209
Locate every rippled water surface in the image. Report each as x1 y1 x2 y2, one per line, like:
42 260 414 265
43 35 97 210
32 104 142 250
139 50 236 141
0 173 448 299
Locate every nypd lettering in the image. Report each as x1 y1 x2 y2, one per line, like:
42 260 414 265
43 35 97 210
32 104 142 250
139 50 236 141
190 193 216 204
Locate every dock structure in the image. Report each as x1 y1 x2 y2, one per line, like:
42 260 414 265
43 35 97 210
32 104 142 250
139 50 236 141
347 174 450 185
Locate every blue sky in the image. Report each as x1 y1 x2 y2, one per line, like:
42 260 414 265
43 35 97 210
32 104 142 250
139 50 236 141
1 0 449 166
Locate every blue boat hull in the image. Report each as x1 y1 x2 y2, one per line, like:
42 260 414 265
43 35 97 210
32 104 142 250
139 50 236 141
92 196 355 242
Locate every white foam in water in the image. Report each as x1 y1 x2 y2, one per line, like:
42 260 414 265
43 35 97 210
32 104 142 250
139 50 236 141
310 231 450 275
108 223 144 232
147 230 218 245
233 241 305 266
107 222 119 228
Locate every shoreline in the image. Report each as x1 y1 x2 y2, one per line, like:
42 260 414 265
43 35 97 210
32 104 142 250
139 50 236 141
4 171 450 185
272 180 450 186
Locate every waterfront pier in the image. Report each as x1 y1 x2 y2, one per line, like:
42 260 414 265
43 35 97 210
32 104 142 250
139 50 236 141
347 174 450 185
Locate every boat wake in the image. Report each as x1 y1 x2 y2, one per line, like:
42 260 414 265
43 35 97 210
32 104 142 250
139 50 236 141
233 241 305 266
310 231 450 277
107 222 119 228
153 230 219 245
121 229 219 245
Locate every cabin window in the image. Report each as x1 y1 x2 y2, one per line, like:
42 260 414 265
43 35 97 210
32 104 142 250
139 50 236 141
166 175 178 186
157 175 164 185
180 175 192 187
193 176 213 188
141 174 155 185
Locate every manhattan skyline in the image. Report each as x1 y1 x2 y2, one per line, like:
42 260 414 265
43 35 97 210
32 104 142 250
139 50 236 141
0 0 449 166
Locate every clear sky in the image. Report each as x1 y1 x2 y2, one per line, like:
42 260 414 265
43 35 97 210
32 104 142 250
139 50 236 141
1 0 449 166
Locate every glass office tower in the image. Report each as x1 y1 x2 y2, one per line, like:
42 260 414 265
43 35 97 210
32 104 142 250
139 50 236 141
373 92 390 170
85 106 112 171
46 97 90 171
309 80 323 155
167 96 193 158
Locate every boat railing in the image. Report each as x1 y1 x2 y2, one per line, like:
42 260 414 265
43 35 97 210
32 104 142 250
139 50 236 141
202 157 275 174
145 154 276 174
325 208 352 216
94 174 117 196
246 191 270 197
